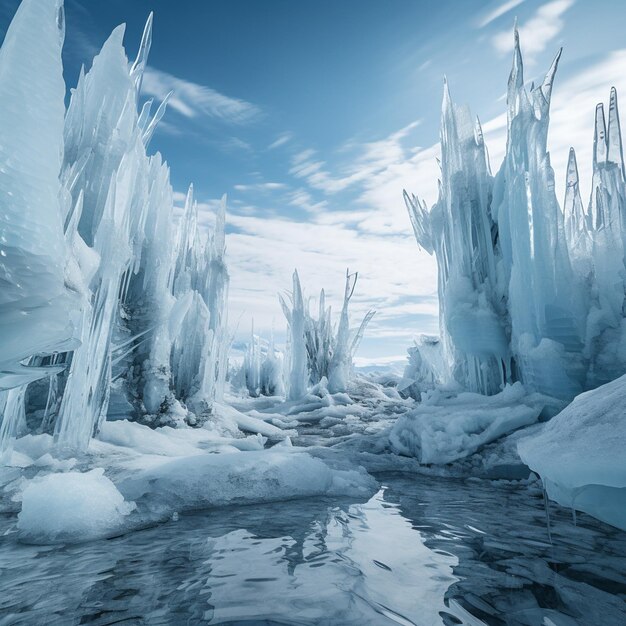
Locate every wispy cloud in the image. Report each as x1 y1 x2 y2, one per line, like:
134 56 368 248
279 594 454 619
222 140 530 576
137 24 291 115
142 66 261 124
287 189 328 213
234 182 287 192
491 0 575 63
268 132 293 150
478 0 525 28
289 120 422 196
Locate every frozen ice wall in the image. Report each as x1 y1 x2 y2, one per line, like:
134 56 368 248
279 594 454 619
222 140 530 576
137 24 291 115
0 0 83 454
280 270 374 398
407 29 626 400
0 1 230 456
0 0 80 386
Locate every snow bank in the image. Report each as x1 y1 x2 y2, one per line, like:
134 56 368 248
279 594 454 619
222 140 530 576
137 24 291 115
518 374 626 531
17 469 136 544
119 449 377 516
389 383 548 464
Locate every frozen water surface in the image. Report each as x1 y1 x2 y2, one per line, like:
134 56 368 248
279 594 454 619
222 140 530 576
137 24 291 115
1 473 625 625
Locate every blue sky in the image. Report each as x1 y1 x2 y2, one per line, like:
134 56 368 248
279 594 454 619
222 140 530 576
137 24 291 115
2 0 626 363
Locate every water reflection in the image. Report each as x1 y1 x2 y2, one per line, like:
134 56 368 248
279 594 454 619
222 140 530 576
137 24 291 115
1 474 625 625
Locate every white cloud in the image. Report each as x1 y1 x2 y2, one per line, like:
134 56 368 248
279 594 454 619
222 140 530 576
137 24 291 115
289 120 422 196
184 43 623 359
234 182 287 192
268 132 293 150
142 66 261 123
491 0 575 63
287 189 328 213
478 0 525 28
224 212 438 351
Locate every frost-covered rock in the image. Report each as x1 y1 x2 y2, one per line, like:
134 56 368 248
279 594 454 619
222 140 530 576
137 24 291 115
17 468 136 543
518 374 626 531
389 383 548 464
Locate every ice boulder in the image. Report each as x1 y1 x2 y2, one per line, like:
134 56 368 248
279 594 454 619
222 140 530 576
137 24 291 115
17 469 136 543
518 374 626 531
389 383 548 464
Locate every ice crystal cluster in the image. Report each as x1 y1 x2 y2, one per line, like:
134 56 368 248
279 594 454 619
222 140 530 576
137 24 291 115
406 30 626 401
279 270 375 399
0 0 229 456
237 330 286 398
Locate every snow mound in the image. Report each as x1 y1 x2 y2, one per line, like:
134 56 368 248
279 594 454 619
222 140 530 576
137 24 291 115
17 469 136 544
389 383 548 464
518 374 626 531
119 449 377 517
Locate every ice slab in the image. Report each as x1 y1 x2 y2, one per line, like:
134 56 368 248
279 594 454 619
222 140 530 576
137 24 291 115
518 373 626 531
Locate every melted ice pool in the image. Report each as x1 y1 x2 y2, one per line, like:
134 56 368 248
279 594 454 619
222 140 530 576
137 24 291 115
1 474 625 625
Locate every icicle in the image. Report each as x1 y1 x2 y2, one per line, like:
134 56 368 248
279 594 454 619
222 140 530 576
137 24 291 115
542 486 553 545
0 386 27 457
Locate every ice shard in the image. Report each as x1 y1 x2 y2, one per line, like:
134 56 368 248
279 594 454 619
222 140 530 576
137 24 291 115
281 270 308 400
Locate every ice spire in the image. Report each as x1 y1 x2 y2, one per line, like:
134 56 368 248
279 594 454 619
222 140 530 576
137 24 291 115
507 23 528 132
593 103 608 169
284 270 308 400
130 12 153 94
142 90 172 146
539 48 561 105
563 148 590 258
607 87 624 176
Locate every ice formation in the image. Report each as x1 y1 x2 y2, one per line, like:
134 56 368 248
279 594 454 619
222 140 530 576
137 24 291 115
406 29 626 401
17 468 136 543
0 0 229 457
236 328 285 398
280 270 374 399
518 373 626 532
398 335 445 399
390 383 546 464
